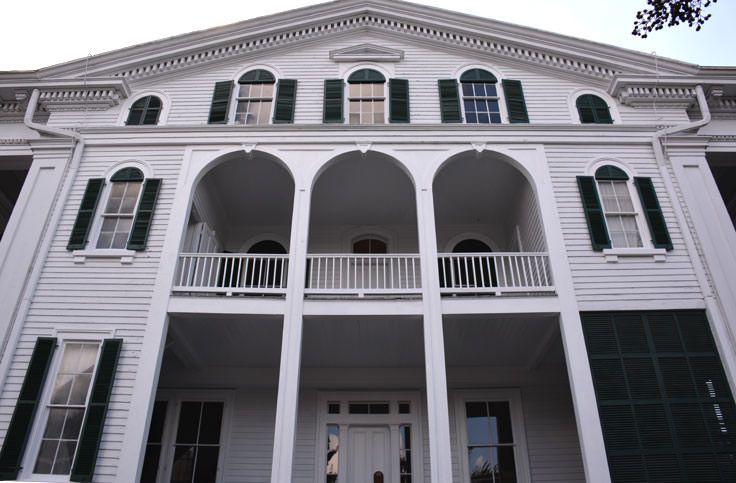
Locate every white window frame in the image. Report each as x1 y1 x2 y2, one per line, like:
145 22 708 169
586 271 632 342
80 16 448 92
314 391 425 483
73 162 152 263
152 390 233 483
21 338 103 482
453 389 532 483
228 66 280 126
343 66 391 125
453 66 509 124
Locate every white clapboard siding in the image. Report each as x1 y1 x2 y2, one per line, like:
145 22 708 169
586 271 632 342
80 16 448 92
45 32 689 128
515 181 547 252
0 145 184 481
546 144 703 306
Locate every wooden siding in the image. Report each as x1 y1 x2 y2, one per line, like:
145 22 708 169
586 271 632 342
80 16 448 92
546 144 703 306
45 33 689 128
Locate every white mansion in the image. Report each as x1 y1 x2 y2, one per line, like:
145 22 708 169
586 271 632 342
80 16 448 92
0 1 735 482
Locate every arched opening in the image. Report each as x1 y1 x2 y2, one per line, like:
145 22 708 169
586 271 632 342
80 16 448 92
307 151 418 295
433 151 550 295
176 151 294 295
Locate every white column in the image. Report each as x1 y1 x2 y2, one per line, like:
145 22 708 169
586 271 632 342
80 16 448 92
270 185 310 483
415 185 453 483
532 146 611 482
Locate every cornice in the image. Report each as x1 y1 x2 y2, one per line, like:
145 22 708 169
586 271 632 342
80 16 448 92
0 79 130 112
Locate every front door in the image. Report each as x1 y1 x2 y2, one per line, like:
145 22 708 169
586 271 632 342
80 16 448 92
348 426 391 483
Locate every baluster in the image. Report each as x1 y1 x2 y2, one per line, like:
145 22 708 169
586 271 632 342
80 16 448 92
499 256 507 288
235 256 242 289
512 256 520 288
317 257 322 289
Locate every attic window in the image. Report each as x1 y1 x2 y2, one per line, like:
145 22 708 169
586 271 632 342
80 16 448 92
347 69 386 124
576 94 613 124
460 69 500 124
125 96 162 125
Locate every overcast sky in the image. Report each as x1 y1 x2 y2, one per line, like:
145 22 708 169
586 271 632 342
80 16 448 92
2 0 734 71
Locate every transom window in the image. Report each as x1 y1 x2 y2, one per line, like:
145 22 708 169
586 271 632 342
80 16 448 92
348 68 386 124
460 69 501 124
577 94 613 124
125 96 162 125
235 69 275 125
595 166 642 248
34 342 100 475
96 167 143 249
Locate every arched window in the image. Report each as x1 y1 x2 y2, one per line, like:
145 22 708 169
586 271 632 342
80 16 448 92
460 69 501 124
67 167 161 251
246 240 287 288
125 96 162 125
235 69 276 125
348 69 386 124
577 164 672 251
576 94 613 124
451 239 496 288
353 237 387 254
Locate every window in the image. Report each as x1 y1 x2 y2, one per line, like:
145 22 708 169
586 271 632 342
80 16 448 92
326 425 339 483
576 94 613 124
125 96 162 125
455 390 529 483
234 69 275 125
577 165 672 251
581 311 736 483
34 342 99 475
67 167 161 252
399 425 412 483
353 237 387 254
438 70 528 123
348 69 386 124
460 69 500 124
140 401 168 483
170 401 224 483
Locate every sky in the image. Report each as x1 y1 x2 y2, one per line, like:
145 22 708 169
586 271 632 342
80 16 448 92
2 0 734 71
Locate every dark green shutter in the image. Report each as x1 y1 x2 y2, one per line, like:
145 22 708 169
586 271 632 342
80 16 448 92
502 79 529 123
273 79 297 124
126 179 161 251
389 79 410 123
634 177 673 250
67 178 105 250
323 79 344 123
577 94 613 124
70 339 122 482
207 81 233 124
577 176 611 250
0 337 57 480
438 79 461 123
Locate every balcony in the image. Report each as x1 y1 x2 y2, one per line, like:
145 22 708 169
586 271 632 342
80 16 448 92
173 253 289 295
437 252 553 295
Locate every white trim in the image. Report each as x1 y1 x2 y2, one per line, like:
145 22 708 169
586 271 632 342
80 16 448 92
117 90 171 126
568 88 621 124
453 388 532 483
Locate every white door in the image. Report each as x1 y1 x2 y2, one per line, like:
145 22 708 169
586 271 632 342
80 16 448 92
348 426 391 483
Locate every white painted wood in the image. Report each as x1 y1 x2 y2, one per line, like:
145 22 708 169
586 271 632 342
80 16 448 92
349 426 390 483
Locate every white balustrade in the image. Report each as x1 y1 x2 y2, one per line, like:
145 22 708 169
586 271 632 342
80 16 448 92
437 252 554 295
173 253 288 295
305 254 422 296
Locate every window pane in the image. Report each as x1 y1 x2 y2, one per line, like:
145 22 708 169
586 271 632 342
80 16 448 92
199 402 223 444
477 113 490 123
466 113 478 123
34 440 57 473
193 446 220 483
486 84 498 97
468 446 493 483
466 402 490 444
51 374 73 404
327 425 339 482
474 83 485 96
238 84 251 97
78 343 98 374
490 113 502 124
234 102 247 124
176 402 202 444
43 409 66 438
462 83 474 96
361 83 372 97
170 445 196 483
105 183 125 212
59 344 82 373
51 440 76 474
60 408 85 439
489 402 513 444
349 84 361 97
120 182 142 213
496 446 518 482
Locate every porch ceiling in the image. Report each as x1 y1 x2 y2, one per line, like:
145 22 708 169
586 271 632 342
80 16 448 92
443 314 563 368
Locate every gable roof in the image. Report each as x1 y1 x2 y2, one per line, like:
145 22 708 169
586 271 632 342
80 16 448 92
16 0 704 83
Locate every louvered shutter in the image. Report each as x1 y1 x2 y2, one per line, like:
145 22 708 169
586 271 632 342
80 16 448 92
70 339 122 482
634 177 672 250
502 79 529 123
0 337 57 479
438 79 461 123
67 178 105 250
273 79 297 123
389 78 409 123
323 79 344 123
577 176 611 250
207 81 233 124
126 179 161 250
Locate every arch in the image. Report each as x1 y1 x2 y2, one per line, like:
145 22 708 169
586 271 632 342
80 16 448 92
248 239 286 254
452 238 492 253
444 232 500 253
595 165 629 180
238 69 276 84
352 237 388 254
193 148 295 191
110 167 144 182
460 68 497 83
311 150 416 192
347 68 386 83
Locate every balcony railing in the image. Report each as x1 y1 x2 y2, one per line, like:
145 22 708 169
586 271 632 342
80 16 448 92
305 254 422 296
437 252 554 295
173 253 289 295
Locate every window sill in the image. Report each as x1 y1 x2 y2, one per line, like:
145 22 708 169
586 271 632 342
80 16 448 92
72 249 135 264
602 248 667 263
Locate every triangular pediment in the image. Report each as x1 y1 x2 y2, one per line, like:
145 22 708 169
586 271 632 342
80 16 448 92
330 44 404 62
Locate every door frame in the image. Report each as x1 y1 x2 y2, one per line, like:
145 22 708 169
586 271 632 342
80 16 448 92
314 391 425 483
